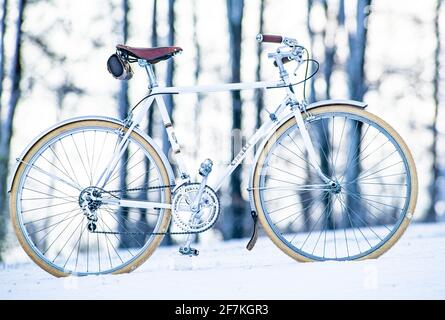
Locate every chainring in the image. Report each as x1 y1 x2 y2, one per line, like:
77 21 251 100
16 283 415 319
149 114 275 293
172 183 220 233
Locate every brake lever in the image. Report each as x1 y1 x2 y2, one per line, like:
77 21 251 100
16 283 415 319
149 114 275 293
293 61 304 76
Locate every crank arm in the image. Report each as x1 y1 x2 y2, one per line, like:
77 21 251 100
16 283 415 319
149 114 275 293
190 159 213 212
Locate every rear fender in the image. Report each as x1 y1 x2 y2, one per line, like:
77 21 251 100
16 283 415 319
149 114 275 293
8 116 175 192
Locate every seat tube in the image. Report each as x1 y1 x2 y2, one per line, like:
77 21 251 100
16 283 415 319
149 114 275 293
142 61 189 180
155 95 190 181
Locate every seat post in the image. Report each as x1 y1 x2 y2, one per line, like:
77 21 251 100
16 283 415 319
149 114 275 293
145 64 158 89
138 59 158 89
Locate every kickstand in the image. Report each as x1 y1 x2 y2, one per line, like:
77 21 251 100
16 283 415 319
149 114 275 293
246 211 259 251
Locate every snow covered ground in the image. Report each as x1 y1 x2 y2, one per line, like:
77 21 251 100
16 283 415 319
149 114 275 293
1 222 444 300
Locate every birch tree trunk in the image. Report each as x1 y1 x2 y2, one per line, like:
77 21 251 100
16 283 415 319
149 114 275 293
0 0 26 258
226 0 245 238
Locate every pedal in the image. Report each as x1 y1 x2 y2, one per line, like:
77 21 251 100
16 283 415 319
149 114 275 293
179 246 199 257
177 159 213 258
246 211 259 251
199 159 213 177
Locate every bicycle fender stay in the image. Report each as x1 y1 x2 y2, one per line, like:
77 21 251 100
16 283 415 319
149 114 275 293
245 99 367 249
8 115 175 193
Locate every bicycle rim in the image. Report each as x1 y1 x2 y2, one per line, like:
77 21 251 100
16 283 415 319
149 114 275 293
10 120 171 276
253 106 417 261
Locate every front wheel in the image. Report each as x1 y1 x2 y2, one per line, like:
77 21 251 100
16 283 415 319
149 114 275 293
252 105 418 261
10 119 172 276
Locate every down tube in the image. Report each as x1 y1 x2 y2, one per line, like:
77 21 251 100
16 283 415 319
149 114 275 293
210 98 288 192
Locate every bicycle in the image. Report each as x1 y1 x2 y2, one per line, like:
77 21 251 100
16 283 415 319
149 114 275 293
9 34 418 277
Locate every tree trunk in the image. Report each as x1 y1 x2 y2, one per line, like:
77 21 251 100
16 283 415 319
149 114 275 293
306 0 317 104
306 0 345 230
320 0 335 230
0 0 26 259
254 0 265 129
192 0 202 161
345 0 372 227
226 0 245 239
147 0 157 139
0 0 8 113
160 0 175 246
117 0 131 248
134 0 159 245
162 0 175 161
425 0 443 222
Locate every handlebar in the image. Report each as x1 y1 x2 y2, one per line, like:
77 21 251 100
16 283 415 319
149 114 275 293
257 33 299 48
256 34 283 44
256 33 303 70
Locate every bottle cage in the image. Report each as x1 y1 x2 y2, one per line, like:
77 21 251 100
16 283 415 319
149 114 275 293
107 52 134 80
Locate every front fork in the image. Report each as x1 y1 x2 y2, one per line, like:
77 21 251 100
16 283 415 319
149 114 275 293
289 96 331 184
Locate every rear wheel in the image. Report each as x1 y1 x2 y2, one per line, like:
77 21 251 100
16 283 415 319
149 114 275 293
10 119 172 276
252 105 418 261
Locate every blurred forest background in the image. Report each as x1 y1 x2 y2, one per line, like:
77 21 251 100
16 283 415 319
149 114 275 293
0 0 444 259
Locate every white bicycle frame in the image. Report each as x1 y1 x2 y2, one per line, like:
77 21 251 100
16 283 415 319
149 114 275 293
95 54 330 211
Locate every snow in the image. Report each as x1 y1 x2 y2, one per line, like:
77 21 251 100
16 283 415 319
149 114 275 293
1 222 444 300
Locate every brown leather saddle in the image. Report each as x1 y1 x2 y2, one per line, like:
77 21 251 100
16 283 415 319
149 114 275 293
116 44 182 64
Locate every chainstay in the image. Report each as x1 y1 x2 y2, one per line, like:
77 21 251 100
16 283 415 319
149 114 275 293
92 227 208 236
91 218 216 236
105 184 176 195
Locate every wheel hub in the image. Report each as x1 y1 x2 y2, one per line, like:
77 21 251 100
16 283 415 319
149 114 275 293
329 181 342 194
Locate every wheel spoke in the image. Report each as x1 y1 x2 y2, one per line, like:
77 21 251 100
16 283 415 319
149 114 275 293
332 117 347 178
63 217 87 269
300 194 336 251
13 123 168 275
256 110 413 261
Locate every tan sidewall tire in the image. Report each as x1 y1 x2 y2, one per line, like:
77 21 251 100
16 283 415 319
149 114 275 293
252 105 418 262
9 119 172 277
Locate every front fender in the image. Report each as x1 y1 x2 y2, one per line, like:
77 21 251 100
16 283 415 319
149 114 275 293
8 115 174 192
247 99 367 211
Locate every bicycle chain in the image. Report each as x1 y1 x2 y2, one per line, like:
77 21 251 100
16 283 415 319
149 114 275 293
91 184 217 236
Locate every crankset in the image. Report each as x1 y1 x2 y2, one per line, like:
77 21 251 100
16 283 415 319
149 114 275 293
171 183 220 233
81 181 220 237
78 159 221 252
